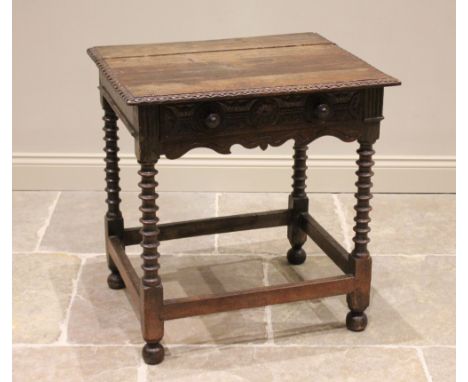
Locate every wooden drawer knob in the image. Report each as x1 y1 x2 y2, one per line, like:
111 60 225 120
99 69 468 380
204 112 221 129
315 103 331 120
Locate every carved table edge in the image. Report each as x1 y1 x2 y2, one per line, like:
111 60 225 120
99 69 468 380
87 46 401 105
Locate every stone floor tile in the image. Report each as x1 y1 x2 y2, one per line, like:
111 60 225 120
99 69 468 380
337 194 455 255
267 255 455 346
66 256 140 345
13 253 81 343
39 191 216 254
13 191 59 252
148 346 427 382
13 346 140 382
423 347 456 382
217 193 345 255
67 255 267 345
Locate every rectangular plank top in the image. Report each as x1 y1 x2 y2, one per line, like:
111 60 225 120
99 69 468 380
88 33 400 105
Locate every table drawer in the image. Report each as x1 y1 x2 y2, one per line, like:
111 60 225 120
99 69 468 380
158 90 376 159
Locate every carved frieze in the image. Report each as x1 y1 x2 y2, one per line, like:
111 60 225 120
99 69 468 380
158 90 371 159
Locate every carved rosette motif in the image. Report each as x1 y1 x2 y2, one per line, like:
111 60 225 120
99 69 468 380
249 99 280 127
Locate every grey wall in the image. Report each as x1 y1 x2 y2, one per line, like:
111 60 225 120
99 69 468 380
13 0 455 191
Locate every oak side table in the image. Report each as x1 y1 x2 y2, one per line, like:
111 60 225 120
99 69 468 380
88 33 400 365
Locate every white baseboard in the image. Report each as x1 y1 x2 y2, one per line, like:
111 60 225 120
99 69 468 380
12 153 455 193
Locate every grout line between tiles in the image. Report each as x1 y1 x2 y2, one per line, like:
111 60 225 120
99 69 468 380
56 257 86 344
13 343 143 348
29 250 105 259
137 358 148 382
262 259 274 344
214 192 220 254
34 191 61 252
156 252 456 258
416 347 433 382
13 250 456 259
373 253 456 258
163 344 456 350
332 194 353 252
12 343 456 350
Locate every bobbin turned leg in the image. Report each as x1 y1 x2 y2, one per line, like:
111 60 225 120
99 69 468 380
287 143 309 265
138 162 165 365
102 98 125 290
346 140 374 331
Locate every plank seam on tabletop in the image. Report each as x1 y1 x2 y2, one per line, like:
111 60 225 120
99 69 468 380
416 347 433 382
332 194 353 252
56 257 85 344
34 191 61 252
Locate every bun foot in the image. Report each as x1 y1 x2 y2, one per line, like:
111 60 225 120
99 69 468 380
287 247 306 265
346 311 368 332
107 272 125 289
142 343 165 365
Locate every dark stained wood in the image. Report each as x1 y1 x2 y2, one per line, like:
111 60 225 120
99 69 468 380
346 140 375 331
351 142 375 259
102 100 123 223
287 143 309 265
300 213 351 273
100 77 139 137
137 162 165 365
101 98 126 290
123 209 291 246
89 32 400 365
88 33 399 104
106 236 140 311
90 34 395 162
162 275 355 320
158 90 367 159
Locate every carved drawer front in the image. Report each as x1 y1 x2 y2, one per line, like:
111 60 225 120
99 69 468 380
159 91 367 158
